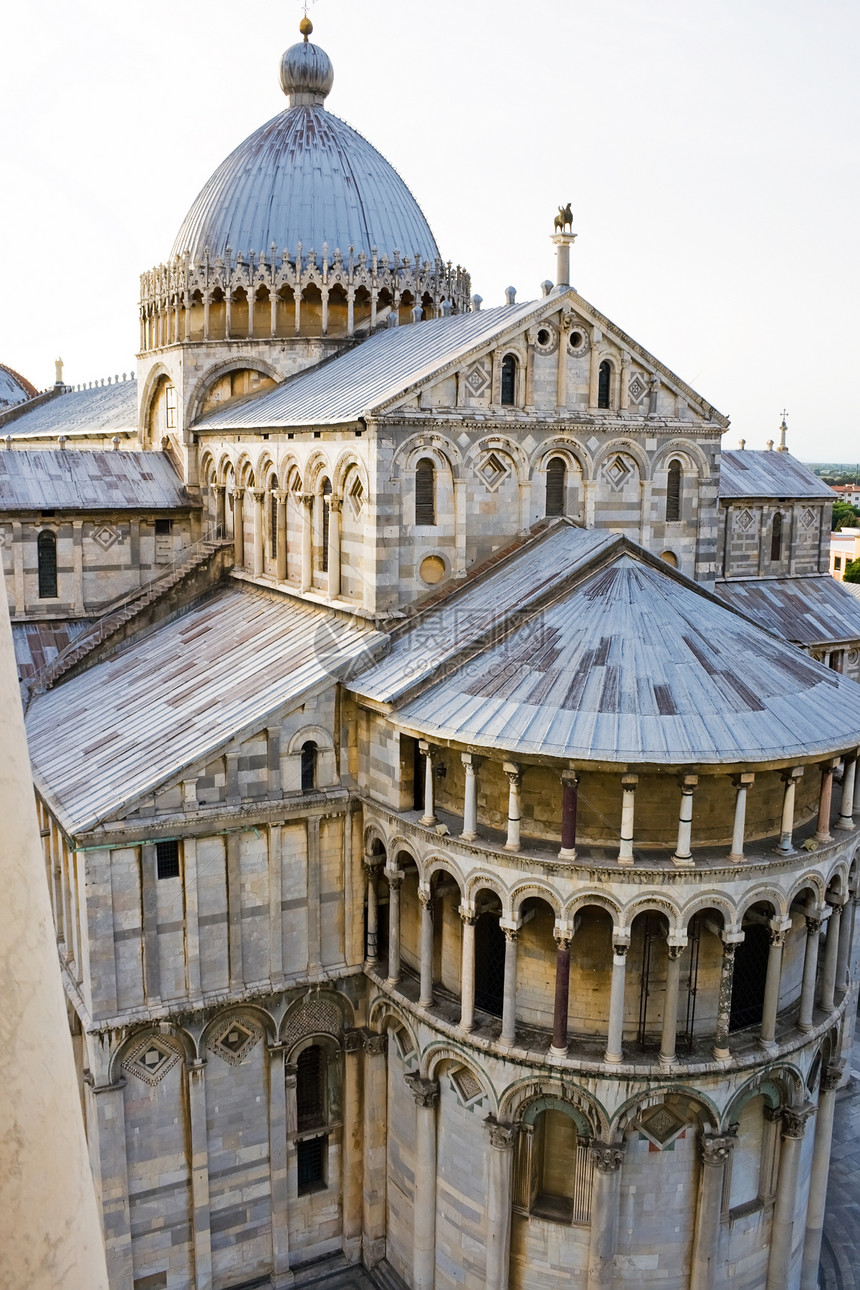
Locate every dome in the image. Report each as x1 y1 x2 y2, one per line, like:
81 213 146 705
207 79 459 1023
170 23 441 268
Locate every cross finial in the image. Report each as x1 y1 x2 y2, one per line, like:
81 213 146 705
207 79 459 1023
780 408 788 426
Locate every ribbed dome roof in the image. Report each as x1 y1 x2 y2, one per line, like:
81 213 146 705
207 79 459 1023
170 25 440 267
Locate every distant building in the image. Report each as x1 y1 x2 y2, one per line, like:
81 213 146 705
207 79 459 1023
830 528 860 581
831 483 860 508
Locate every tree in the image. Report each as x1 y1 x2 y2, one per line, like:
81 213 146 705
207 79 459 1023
844 558 860 584
832 501 859 531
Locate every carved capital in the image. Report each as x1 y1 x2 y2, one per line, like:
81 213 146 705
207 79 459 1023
613 942 630 959
363 1032 388 1058
386 869 404 891
405 1072 439 1108
821 1061 846 1093
782 1103 816 1139
805 916 823 937
769 928 788 949
230 486 245 502
418 888 433 913
503 926 519 945
459 906 477 927
485 1115 517 1150
590 1142 625 1174
250 487 266 503
342 1028 364 1055
503 761 521 788
699 1133 736 1166
300 492 315 510
667 944 685 961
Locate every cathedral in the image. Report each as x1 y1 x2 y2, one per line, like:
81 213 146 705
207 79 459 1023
4 18 860 1290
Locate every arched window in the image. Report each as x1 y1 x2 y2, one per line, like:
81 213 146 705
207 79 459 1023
474 912 506 1016
296 1044 327 1192
269 475 278 559
321 478 332 572
37 530 57 599
415 457 436 526
301 741 318 792
545 457 566 517
597 360 611 409
501 354 517 406
771 512 783 561
729 921 770 1031
666 459 682 522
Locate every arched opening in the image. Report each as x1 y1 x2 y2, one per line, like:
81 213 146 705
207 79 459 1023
321 478 332 573
415 457 436 526
37 530 57 599
474 892 505 1018
514 1103 593 1225
294 1039 337 1195
666 459 682 522
597 360 612 409
629 909 671 1049
501 354 518 406
660 550 679 567
296 1044 325 1130
771 512 783 561
430 869 464 1000
545 456 566 517
299 283 323 336
730 904 773 1031
301 741 318 792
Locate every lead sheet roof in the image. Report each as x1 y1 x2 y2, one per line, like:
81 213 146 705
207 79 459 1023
714 574 860 646
0 449 190 511
719 450 834 499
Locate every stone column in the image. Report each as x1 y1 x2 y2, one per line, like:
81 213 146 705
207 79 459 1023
386 869 402 985
713 935 740 1061
836 752 858 830
419 741 436 826
503 762 522 852
800 1064 845 1290
659 942 685 1067
485 1118 517 1290
778 766 804 852
835 892 854 991
798 911 823 1031
461 753 478 840
765 1104 816 1290
231 487 245 567
550 929 572 1057
342 1029 364 1263
362 1032 388 1268
500 926 519 1046
267 1043 292 1287
820 902 842 1012
604 942 629 1064
728 772 754 861
275 489 288 581
269 287 278 337
251 487 265 578
459 907 477 1031
213 484 226 538
761 922 789 1048
419 889 434 1008
183 1058 213 1290
586 1144 626 1290
672 774 698 867
405 1074 439 1290
690 1134 736 1290
815 761 837 842
300 494 313 591
618 775 638 865
559 769 578 860
328 497 342 599
364 860 380 965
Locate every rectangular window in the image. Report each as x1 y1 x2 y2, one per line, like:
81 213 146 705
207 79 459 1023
297 1134 327 1193
156 840 180 880
165 384 177 430
834 556 843 571
155 518 173 536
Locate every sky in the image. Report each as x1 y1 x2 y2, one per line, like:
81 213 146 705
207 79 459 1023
1 0 858 461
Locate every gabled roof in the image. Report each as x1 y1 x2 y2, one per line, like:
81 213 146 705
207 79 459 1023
26 586 385 836
194 289 727 432
719 450 833 500
0 449 190 511
4 379 137 439
714 574 860 647
363 539 860 765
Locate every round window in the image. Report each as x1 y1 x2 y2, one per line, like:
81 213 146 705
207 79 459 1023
569 330 584 349
537 328 551 346
419 555 446 585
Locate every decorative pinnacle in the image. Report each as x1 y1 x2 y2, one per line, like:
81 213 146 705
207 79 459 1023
300 16 313 39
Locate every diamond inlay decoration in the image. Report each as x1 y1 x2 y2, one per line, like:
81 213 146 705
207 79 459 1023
477 451 511 493
735 508 755 532
209 1018 261 1067
800 507 816 530
464 361 491 397
122 1035 181 1087
602 454 635 492
91 523 121 551
451 1066 483 1105
639 1104 686 1149
628 373 648 403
